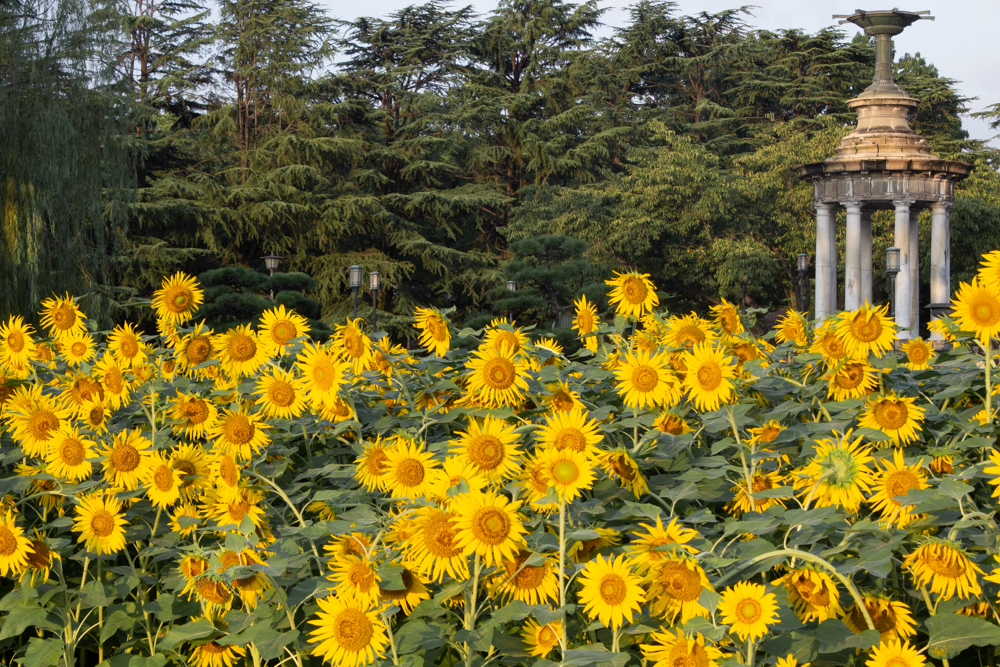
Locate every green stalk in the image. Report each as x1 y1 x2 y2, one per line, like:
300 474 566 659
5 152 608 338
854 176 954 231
558 496 568 649
464 556 482 667
986 341 993 424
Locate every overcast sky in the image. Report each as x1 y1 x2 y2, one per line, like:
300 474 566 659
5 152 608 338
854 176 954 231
325 0 999 147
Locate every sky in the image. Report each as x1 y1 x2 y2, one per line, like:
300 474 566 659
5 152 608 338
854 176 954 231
325 0 999 147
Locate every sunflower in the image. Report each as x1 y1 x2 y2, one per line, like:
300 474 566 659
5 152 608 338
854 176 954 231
521 619 562 657
142 452 182 509
3 385 72 457
0 316 37 367
927 315 959 343
827 361 879 402
614 349 679 409
329 555 381 606
865 640 925 667
861 393 926 446
60 374 105 416
108 322 148 368
774 567 842 623
170 442 211 500
0 511 33 577
174 323 215 377
73 493 128 555
682 343 737 412
413 307 451 357
665 314 716 350
20 532 60 586
450 416 521 483
296 342 346 410
404 506 468 581
208 451 241 505
258 304 309 356
168 391 218 439
354 437 395 492
726 471 786 516
606 271 658 318
325 533 373 564
464 343 530 408
516 454 559 514
491 549 559 606
214 324 267 378
93 352 132 409
484 319 529 357
835 303 896 358
868 449 928 528
903 540 983 600
207 407 270 461
533 336 564 361
308 594 389 667
432 456 488 503
334 318 373 375
45 427 94 482
793 431 874 512
718 581 779 641
377 565 430 614
179 555 209 599
382 440 441 499
653 413 692 436
573 295 600 352
192 577 234 619
775 310 808 347
152 272 203 324
641 627 724 667
775 657 808 667
644 556 713 624
810 320 850 367
75 400 110 435
189 641 246 667
536 409 603 458
843 595 917 643
60 332 95 366
711 298 744 337
168 503 201 537
38 293 86 341
544 381 585 413
539 447 594 502
205 487 265 532
452 489 527 566
951 276 1000 343
901 337 935 370
569 526 621 563
577 554 645 630
596 450 649 498
253 367 307 419
628 516 698 573
319 396 356 423
100 429 152 490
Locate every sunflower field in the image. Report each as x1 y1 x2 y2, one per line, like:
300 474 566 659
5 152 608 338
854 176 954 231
6 259 1000 667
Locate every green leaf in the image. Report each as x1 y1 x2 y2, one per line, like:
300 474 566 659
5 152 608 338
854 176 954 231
395 619 447 654
255 630 300 661
378 563 405 591
127 655 166 667
0 600 57 640
926 613 1000 659
101 610 136 644
561 647 630 666
814 619 878 653
158 618 218 652
22 637 64 667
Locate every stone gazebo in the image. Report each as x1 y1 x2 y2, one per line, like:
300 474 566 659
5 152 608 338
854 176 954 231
793 9 972 337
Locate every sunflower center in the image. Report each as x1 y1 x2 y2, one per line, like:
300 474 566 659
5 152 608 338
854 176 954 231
824 335 846 358
737 598 762 623
104 368 124 394
187 337 211 364
310 357 336 390
538 626 556 644
174 460 196 487
720 310 739 333
885 470 920 500
427 318 447 342
200 642 226 656
972 295 1000 326
733 343 757 362
424 513 462 557
793 577 830 607
348 562 375 589
577 312 594 331
195 580 232 604
631 365 659 392
751 475 773 493
922 550 966 579
493 331 520 354
482 357 516 390
60 437 85 466
676 325 705 346
27 410 58 440
153 465 175 492
26 539 49 568
0 526 17 556
598 573 627 605
850 313 882 342
6 330 24 352
364 449 388 476
229 334 257 362
552 460 580 485
70 341 87 357
227 499 250 522
553 427 584 452
271 321 296 344
223 416 254 445
609 455 635 481
52 305 76 329
184 399 209 424
219 456 239 487
90 509 116 538
111 443 140 472
472 507 510 544
469 435 504 470
660 563 702 601
73 378 103 404
868 605 897 633
396 459 425 487
622 277 648 304
166 286 191 312
667 640 710 667
874 401 908 430
512 561 547 589
661 416 684 436
696 361 722 391
332 608 374 652
87 406 105 427
343 329 364 358
908 343 929 364
551 391 575 411
836 364 865 390
119 335 139 358
268 380 296 407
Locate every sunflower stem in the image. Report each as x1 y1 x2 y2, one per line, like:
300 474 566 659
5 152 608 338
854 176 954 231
384 610 401 666
464 556 482 667
558 496 568 650
986 341 993 424
746 638 755 666
612 625 620 654
727 407 754 501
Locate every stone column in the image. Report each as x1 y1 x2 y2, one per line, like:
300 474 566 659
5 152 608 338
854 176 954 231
861 208 873 305
844 202 863 310
909 208 920 335
930 201 952 338
815 203 836 320
894 200 912 338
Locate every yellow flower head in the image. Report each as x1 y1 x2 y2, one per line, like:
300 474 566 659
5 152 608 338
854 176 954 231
826 361 879 402
45 426 95 482
644 555 713 624
536 408 603 457
4 384 72 458
189 641 246 667
39 293 87 341
682 343 737 412
835 302 896 358
354 437 395 493
214 324 266 377
539 447 594 502
718 581 779 642
573 295 600 351
307 594 389 667
544 381 585 412
711 298 744 336
864 640 926 667
73 493 128 555
775 310 808 347
450 416 522 484
653 412 692 436
295 342 346 411
334 318 373 375
0 316 37 367
169 391 219 439
452 489 527 567
858 393 925 445
60 332 95 366
377 564 430 614
596 450 649 499
413 307 451 357
628 516 699 573
606 271 658 318
903 540 983 601
774 566 842 623
174 323 215 378
405 506 469 582
491 549 559 606
577 553 645 630
901 337 935 370
665 313 717 350
253 366 307 419
93 352 132 410
382 438 442 500
726 471 786 517
100 429 153 490
206 407 270 461
641 627 724 667
142 452 183 509
464 343 530 408
521 619 562 658
152 272 203 324
614 349 680 409
868 449 928 529
792 430 874 513
951 275 1000 343
329 555 381 607
108 322 149 369
843 595 916 643
258 304 309 356
810 319 850 366
0 511 33 577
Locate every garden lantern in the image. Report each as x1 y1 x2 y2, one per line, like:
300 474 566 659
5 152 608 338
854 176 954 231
886 246 900 318
506 280 516 292
370 271 381 332
796 253 809 314
349 265 362 318
262 254 282 276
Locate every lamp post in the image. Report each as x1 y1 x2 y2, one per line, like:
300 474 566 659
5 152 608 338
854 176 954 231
886 246 900 319
262 254 282 276
506 280 516 292
349 265 362 319
370 271 381 333
796 253 810 315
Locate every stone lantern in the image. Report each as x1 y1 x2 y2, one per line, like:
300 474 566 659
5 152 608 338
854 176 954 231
793 9 972 338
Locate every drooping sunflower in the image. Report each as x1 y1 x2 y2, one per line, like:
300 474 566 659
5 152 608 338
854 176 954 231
60 374 105 416
168 391 219 439
843 595 917 643
536 408 603 457
173 323 215 378
901 337 935 370
641 627 724 667
253 366 307 419
382 440 442 500
59 332 95 366
596 450 649 499
775 310 808 347
0 511 33 577
711 298 744 337
39 293 87 341
543 381 585 413
100 428 152 490
653 412 692 436
0 316 37 367
450 416 521 483
296 342 346 410
682 343 737 412
329 555 382 606
189 641 246 667
413 307 451 357
168 503 201 537
810 320 850 367
868 449 928 528
20 532 60 586
192 577 234 619
492 549 559 606
452 489 527 566
614 349 679 409
726 471 786 517
577 554 645 630
319 396 356 423
606 271 658 318
718 581 779 641
665 313 717 350
377 565 430 614
464 343 530 408
108 322 148 369
73 493 128 555
774 566 842 623
539 447 595 503
214 324 267 378
45 427 94 482
951 276 1000 343
903 540 983 600
307 594 389 667
860 393 925 445
207 407 270 461
573 295 600 352
644 556 713 624
258 304 309 357
569 526 621 563
521 619 561 658
864 640 926 667
628 516 699 573
405 506 469 582
827 361 879 402
334 318 373 375
152 272 203 324
835 303 896 358
142 452 183 508
792 431 874 513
